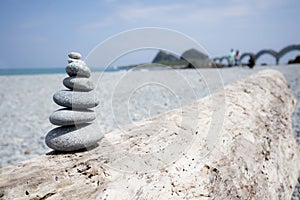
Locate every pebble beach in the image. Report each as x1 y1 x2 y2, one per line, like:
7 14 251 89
0 64 300 197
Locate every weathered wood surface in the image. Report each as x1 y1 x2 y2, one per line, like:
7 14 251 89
0 69 299 200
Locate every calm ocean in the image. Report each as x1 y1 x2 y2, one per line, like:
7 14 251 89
0 67 119 76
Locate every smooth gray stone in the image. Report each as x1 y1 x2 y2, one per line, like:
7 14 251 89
45 123 104 151
68 58 76 63
68 52 82 59
63 77 94 92
53 90 99 108
49 108 96 126
66 60 91 78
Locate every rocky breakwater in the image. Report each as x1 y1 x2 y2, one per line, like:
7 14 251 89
45 52 103 151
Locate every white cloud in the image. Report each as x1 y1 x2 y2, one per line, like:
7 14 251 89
254 0 293 9
113 2 254 26
117 4 183 23
80 0 295 31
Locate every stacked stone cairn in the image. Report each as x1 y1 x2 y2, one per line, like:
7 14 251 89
45 52 103 151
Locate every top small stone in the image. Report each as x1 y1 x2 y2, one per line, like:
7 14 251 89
68 52 82 60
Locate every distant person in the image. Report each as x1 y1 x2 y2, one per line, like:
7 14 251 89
248 54 255 68
234 50 240 66
228 49 235 67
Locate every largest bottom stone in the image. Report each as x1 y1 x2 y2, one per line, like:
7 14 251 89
45 123 104 151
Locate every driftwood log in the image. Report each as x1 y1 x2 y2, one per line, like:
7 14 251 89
0 69 299 199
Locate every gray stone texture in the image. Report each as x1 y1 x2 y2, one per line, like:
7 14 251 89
49 108 96 126
63 77 94 92
45 123 103 151
53 90 99 109
66 60 91 78
68 52 82 60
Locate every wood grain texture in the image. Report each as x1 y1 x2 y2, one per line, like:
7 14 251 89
0 69 299 200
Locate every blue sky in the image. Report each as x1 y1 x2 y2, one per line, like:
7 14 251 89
0 0 299 69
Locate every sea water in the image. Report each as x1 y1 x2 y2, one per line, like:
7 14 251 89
0 67 121 76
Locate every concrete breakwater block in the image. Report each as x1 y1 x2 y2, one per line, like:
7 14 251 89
0 69 299 199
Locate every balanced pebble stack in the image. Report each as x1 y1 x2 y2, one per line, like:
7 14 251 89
45 52 103 151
